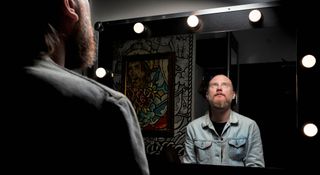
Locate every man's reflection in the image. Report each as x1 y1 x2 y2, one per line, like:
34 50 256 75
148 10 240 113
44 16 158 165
182 74 265 167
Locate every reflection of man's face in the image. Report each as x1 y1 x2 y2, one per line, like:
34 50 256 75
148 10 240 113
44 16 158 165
207 75 235 110
65 0 96 69
128 61 146 87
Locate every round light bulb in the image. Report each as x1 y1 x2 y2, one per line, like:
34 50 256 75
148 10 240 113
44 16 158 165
301 54 316 68
95 67 106 78
133 22 145 34
303 123 318 137
187 15 199 28
249 9 262 23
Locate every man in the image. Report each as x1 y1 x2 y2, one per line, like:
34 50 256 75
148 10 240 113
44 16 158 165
5 1 149 174
182 74 265 167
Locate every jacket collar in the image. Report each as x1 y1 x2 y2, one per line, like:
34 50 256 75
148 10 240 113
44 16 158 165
201 111 239 129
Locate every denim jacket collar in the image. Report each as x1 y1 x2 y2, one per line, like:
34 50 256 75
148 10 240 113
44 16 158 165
201 111 239 129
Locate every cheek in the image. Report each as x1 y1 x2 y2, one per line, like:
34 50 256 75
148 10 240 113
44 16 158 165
207 94 219 102
206 94 212 101
225 94 234 102
206 91 213 98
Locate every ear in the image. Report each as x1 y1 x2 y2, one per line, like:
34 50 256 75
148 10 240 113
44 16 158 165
232 93 236 99
64 0 79 22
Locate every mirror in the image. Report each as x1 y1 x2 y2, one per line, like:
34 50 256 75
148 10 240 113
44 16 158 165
194 26 296 169
94 1 304 171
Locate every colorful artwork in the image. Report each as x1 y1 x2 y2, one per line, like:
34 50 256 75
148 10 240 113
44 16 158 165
123 53 175 136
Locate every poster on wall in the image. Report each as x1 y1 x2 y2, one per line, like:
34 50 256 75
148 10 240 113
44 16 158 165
122 52 175 137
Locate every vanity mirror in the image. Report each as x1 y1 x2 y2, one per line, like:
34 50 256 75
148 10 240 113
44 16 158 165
94 1 318 171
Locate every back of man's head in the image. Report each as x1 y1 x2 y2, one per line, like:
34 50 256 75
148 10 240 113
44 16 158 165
12 1 64 66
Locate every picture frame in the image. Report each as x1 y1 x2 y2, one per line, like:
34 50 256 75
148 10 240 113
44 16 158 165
122 52 175 137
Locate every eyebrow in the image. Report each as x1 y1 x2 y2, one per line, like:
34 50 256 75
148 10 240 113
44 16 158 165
210 81 231 85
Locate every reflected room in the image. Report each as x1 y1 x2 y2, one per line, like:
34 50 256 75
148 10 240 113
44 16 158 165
90 0 319 174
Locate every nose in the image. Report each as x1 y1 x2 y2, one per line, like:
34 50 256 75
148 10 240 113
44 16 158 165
216 85 223 91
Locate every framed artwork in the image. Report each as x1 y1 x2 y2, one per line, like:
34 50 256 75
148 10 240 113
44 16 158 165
122 52 175 137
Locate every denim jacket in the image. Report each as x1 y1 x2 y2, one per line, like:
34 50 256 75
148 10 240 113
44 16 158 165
8 57 150 174
182 111 265 167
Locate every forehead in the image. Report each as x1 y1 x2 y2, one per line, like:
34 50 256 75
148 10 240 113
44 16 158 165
210 75 231 83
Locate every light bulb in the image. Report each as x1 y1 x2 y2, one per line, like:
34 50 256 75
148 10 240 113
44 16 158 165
96 67 106 78
133 22 145 34
302 54 316 68
249 9 262 23
303 123 318 137
187 15 199 28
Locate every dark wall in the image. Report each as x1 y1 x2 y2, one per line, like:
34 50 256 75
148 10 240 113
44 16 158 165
238 62 296 168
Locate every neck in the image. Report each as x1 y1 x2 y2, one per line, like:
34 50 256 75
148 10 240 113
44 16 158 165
210 107 231 123
51 40 66 67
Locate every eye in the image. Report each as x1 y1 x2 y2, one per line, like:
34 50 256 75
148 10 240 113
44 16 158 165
221 83 228 88
209 83 219 88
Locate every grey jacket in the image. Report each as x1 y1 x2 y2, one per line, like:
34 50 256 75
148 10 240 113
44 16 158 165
183 111 265 167
7 57 149 174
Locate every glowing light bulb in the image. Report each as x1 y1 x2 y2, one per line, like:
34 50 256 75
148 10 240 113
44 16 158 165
303 123 318 137
301 54 316 68
133 22 145 34
249 9 262 23
96 67 106 78
187 15 199 28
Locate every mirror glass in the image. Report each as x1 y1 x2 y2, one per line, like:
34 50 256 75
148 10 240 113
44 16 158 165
233 27 296 169
95 3 298 170
194 26 297 168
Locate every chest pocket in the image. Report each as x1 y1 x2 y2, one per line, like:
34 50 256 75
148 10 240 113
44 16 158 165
194 141 212 149
194 140 212 162
228 138 247 161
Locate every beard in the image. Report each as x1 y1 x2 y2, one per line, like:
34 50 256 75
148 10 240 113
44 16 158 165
65 12 96 70
211 101 230 109
209 96 231 110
